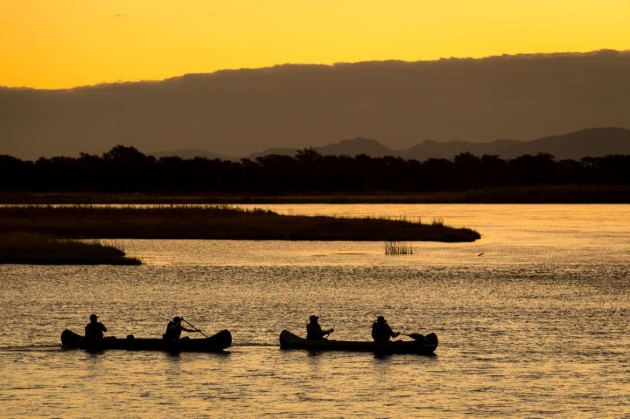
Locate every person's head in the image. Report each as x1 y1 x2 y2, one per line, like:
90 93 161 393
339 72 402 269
173 316 181 323
89 314 98 322
376 316 386 323
309 315 319 323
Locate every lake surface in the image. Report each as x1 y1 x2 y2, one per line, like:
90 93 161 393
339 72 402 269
1 204 629 418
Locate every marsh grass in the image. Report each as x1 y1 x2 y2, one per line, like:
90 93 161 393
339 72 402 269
0 205 480 242
0 232 141 265
385 241 414 255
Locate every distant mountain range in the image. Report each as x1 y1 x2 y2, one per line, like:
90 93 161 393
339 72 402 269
149 149 236 161
2 50 630 160
153 127 630 161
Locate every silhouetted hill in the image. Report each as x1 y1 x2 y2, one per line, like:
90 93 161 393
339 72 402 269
317 137 395 157
248 137 395 160
247 127 630 160
247 148 297 160
399 128 630 160
149 149 238 161
1 50 630 159
400 139 521 160
501 127 630 159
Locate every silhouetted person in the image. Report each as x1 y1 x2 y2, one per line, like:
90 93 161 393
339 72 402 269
84 314 107 342
371 316 400 343
306 315 334 340
163 317 199 341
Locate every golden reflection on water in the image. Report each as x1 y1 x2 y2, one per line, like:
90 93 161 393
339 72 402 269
0 205 629 418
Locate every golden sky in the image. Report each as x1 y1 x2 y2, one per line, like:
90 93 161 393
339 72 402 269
1 0 629 89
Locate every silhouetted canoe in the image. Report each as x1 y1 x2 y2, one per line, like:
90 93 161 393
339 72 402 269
61 329 232 352
279 330 438 355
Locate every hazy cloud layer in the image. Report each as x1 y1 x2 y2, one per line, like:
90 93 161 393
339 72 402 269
1 50 629 159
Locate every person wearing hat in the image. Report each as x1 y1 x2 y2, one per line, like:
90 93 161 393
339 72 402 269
84 314 108 342
371 316 400 343
306 315 334 340
163 316 200 341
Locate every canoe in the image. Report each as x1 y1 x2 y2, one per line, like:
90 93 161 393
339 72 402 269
61 329 232 352
279 330 438 355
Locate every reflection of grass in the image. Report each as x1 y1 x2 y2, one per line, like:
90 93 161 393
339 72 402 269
385 241 414 255
0 205 480 242
0 232 141 265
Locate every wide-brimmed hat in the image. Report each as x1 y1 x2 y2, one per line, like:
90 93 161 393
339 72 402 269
309 315 319 321
376 316 386 322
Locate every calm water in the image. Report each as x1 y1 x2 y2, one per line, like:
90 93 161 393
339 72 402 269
0 204 629 418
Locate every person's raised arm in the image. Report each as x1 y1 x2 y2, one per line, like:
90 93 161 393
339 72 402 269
388 325 399 338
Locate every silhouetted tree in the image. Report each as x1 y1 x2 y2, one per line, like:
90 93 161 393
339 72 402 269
2 146 630 194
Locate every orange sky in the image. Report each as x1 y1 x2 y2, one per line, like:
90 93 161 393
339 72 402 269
1 0 629 89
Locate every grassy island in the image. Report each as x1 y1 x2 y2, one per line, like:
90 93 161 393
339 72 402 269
0 205 480 242
0 232 141 265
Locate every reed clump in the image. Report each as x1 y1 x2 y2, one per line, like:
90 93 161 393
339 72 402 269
0 232 141 265
385 241 414 255
0 205 480 242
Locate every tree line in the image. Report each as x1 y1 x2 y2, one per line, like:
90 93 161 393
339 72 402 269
1 146 630 194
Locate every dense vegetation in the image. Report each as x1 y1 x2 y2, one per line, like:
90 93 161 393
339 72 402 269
1 146 630 198
0 205 480 242
0 232 141 265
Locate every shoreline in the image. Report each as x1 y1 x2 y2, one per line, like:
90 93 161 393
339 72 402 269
0 205 481 243
1 185 629 205
0 232 141 265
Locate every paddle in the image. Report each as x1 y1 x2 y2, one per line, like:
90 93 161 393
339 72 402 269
324 329 334 338
182 318 210 338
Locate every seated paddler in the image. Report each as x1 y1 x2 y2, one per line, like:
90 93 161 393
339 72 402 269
306 315 334 340
163 316 200 341
84 314 108 342
371 316 400 343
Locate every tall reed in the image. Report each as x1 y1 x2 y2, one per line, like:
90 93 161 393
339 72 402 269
385 241 414 255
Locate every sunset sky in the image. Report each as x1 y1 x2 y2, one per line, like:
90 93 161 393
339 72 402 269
1 0 629 89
